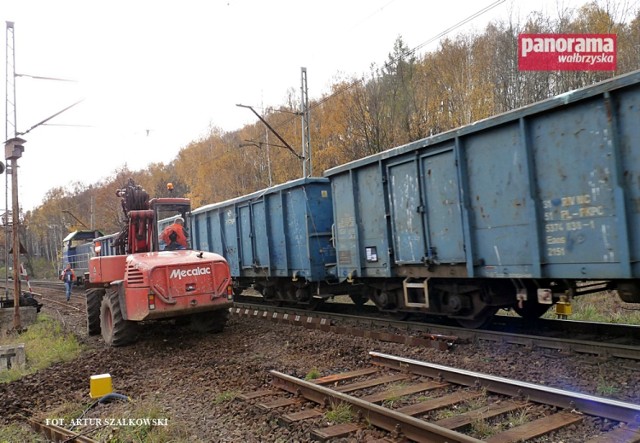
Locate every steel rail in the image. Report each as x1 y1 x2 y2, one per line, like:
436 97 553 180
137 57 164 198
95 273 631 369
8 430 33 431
232 305 456 350
232 301 640 360
28 418 99 443
270 370 484 443
369 351 640 424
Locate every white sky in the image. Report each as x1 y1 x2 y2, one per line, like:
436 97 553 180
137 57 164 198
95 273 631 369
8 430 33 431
1 0 591 211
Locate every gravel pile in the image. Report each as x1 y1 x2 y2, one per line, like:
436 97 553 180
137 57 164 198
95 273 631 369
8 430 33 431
1 290 638 442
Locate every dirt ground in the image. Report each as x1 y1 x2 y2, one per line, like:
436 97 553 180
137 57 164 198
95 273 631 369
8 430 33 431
1 289 639 442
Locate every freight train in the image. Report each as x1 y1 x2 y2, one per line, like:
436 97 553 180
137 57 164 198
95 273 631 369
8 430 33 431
190 69 640 327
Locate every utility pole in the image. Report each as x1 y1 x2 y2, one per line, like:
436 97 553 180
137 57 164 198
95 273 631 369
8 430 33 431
300 67 311 177
3 22 78 330
5 22 16 302
5 137 23 330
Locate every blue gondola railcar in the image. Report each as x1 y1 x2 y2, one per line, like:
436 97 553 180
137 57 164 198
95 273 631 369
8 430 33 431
190 178 354 305
61 230 103 285
325 68 640 327
92 232 119 257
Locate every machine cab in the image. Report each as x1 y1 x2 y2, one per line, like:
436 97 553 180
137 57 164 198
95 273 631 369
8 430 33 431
150 198 192 252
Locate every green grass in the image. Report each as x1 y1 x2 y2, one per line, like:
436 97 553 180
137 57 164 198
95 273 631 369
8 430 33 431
23 395 191 443
0 423 45 443
380 381 409 408
325 402 353 424
0 314 83 383
469 407 532 440
545 291 640 323
304 367 321 381
92 399 184 443
596 375 619 397
506 407 532 428
433 392 488 421
500 290 640 324
212 390 239 405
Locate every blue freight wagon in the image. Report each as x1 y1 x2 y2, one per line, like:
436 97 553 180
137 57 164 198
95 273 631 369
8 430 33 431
190 178 356 306
93 232 119 257
325 69 640 327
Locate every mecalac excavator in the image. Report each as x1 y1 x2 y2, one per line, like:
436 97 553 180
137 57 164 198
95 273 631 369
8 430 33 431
85 179 232 346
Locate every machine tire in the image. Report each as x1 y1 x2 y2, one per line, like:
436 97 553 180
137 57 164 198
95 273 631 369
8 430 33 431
86 288 105 336
189 309 230 333
100 286 137 346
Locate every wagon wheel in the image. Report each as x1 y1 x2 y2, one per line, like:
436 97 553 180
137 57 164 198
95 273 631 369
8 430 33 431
513 300 551 320
100 285 137 346
258 285 281 306
455 307 498 329
349 293 367 308
86 288 105 336
390 311 411 321
304 297 323 311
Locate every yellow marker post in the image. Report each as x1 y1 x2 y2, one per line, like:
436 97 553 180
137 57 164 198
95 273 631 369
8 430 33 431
90 373 113 398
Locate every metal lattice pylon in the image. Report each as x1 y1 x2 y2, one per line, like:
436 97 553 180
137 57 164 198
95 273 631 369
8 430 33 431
5 21 16 140
4 21 16 300
300 67 311 177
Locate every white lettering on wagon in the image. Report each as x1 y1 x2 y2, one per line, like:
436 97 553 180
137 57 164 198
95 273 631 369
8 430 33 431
169 267 211 280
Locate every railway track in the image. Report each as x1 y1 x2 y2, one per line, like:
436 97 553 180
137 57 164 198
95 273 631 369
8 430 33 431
232 300 640 361
4 280 638 442
0 280 87 333
7 280 640 361
27 417 99 443
241 352 640 442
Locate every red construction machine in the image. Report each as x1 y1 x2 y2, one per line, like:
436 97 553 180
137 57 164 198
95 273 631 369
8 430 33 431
85 179 232 346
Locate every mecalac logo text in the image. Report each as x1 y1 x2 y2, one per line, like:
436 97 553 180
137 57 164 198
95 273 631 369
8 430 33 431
169 267 211 280
518 34 616 71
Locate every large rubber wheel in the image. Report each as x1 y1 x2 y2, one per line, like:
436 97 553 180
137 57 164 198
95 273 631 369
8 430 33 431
513 300 551 320
100 286 137 346
189 309 230 333
86 288 105 336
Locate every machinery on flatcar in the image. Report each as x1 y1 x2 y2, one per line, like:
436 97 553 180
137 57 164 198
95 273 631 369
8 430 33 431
85 179 232 346
190 69 640 328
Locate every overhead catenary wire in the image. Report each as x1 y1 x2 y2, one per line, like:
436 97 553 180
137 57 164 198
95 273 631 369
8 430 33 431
257 0 507 133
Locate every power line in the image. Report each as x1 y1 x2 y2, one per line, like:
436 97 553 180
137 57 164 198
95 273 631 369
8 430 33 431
347 0 400 33
410 0 506 54
262 0 506 133
15 73 78 82
16 99 84 137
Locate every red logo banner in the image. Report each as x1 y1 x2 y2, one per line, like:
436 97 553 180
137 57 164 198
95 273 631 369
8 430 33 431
518 34 617 71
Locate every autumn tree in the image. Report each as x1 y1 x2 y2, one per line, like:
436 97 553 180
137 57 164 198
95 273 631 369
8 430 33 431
22 0 640 277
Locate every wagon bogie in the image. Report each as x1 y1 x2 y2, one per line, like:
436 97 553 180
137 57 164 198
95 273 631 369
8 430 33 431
364 278 514 325
615 280 640 303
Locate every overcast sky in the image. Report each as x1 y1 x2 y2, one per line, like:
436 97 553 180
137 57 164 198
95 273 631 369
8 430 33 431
2 0 589 211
